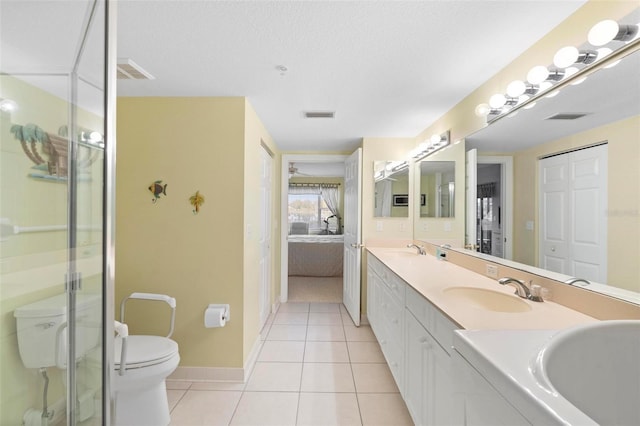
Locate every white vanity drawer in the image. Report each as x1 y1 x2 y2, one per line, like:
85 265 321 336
405 284 458 355
380 284 404 348
379 335 404 393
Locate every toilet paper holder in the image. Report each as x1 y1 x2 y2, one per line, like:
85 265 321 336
206 304 230 322
204 303 231 328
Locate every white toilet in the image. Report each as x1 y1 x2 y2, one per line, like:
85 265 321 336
14 292 179 426
113 293 180 426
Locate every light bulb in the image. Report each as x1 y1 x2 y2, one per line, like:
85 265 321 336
0 99 18 112
89 131 103 142
539 81 553 92
571 77 587 86
596 47 612 60
527 66 549 84
430 134 442 144
554 46 579 68
604 59 621 69
518 94 530 104
489 94 506 108
564 67 579 78
475 103 490 117
588 20 620 46
506 80 526 97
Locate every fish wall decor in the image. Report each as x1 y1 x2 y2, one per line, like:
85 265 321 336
149 180 167 203
189 191 205 214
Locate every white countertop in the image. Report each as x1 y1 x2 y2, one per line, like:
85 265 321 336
452 329 598 425
366 246 597 330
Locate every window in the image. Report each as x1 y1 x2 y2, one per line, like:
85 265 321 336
288 194 333 234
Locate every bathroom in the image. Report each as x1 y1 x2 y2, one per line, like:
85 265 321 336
1 1 639 425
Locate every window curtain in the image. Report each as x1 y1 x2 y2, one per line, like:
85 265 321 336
288 184 320 195
320 184 341 225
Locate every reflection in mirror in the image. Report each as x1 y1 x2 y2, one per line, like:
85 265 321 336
419 161 455 218
374 160 409 217
464 45 640 304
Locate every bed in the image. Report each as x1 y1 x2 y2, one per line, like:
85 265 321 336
288 234 344 277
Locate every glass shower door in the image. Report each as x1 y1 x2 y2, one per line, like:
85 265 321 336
0 1 110 425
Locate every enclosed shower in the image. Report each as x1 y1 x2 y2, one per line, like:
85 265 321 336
1 1 114 425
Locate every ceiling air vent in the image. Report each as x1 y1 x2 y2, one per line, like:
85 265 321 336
545 113 588 120
117 58 155 80
304 111 335 119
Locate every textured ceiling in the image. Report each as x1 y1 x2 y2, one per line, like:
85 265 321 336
116 1 588 152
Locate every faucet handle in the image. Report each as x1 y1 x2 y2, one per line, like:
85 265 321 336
529 284 545 302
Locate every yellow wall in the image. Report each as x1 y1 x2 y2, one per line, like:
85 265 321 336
116 97 277 369
509 115 639 292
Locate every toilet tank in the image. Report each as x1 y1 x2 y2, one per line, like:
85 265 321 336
14 293 100 369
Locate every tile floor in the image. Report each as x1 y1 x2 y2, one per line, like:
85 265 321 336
167 302 413 425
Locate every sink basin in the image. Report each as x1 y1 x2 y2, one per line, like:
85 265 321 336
442 286 531 312
533 320 640 425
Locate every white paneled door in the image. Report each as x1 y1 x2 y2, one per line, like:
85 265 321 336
343 148 363 326
259 146 273 330
539 144 607 283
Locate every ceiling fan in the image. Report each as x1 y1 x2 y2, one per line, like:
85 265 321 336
288 163 314 178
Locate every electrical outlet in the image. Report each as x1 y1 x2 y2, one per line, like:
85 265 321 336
486 264 498 278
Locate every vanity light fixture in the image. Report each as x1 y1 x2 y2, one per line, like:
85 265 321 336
588 20 639 46
410 130 450 162
476 17 638 124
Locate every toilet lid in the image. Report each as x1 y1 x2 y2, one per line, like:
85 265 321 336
114 335 179 369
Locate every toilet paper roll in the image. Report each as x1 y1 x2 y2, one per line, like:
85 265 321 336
204 306 226 328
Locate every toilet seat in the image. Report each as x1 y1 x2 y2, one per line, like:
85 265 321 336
115 335 178 370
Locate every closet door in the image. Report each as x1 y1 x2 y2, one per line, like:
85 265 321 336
539 144 607 282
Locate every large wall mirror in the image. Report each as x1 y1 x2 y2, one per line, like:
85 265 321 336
419 161 455 218
374 160 409 218
461 42 640 304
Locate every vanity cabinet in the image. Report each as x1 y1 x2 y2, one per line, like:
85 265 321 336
367 255 406 393
404 285 456 426
451 349 530 425
367 254 457 425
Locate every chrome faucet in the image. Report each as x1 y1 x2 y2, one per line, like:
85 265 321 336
564 277 591 286
407 243 426 255
498 277 531 299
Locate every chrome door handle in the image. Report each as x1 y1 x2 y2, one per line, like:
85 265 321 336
350 243 364 248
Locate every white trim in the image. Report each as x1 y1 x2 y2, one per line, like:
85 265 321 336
169 366 244 383
477 155 513 260
168 335 263 383
280 154 348 303
242 334 263 382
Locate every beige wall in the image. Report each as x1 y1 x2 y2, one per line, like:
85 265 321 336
116 97 277 369
509 115 639 292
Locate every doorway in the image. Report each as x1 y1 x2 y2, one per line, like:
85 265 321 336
280 155 348 304
466 152 513 259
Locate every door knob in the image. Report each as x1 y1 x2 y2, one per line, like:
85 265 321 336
350 243 364 248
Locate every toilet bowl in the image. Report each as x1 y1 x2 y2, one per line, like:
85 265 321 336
113 292 179 426
113 335 180 426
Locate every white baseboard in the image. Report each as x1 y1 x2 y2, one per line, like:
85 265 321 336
168 334 263 384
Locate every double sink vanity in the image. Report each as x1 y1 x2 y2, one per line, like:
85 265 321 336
366 245 640 426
